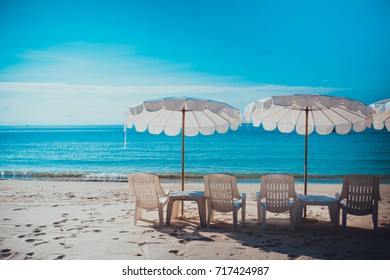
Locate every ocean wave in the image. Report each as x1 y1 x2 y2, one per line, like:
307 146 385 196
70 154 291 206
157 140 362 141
1 171 390 183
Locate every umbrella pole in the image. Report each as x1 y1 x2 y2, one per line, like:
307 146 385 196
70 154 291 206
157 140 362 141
304 108 309 218
124 126 127 150
181 109 185 216
181 109 185 192
123 114 127 149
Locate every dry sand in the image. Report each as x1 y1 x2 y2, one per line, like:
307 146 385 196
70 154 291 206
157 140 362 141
0 179 389 260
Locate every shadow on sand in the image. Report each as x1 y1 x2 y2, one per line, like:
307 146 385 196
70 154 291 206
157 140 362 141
155 222 214 243
162 217 390 260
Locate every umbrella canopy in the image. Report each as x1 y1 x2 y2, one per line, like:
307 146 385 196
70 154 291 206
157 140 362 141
244 94 374 200
370 98 390 132
125 97 242 190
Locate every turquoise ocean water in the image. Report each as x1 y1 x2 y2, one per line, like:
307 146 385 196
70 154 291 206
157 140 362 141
0 125 389 183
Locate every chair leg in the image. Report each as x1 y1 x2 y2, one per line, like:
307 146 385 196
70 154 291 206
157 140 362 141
166 201 172 226
210 209 214 222
134 206 141 225
328 202 339 230
295 205 303 230
241 206 246 224
327 205 332 221
197 199 206 228
373 201 379 231
207 204 212 229
241 197 246 224
261 204 266 231
291 202 300 231
172 201 179 219
289 208 297 231
341 205 347 232
257 201 261 224
233 208 238 229
158 204 164 226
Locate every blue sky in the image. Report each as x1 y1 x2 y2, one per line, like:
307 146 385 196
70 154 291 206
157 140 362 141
0 0 389 125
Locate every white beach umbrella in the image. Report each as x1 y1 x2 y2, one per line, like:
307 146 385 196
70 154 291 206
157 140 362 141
370 98 390 132
244 94 374 204
125 97 242 192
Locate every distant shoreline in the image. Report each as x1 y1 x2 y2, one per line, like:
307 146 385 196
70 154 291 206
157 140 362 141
1 171 390 183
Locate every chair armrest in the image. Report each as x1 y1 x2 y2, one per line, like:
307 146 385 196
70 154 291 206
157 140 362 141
256 192 266 206
162 188 171 197
338 197 347 208
288 197 294 207
241 193 246 204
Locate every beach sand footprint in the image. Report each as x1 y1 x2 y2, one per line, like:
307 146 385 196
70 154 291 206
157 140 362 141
259 238 284 249
287 253 301 259
53 219 67 226
168 249 184 256
53 236 65 240
24 252 34 260
58 240 73 249
12 208 27 211
54 255 66 260
138 242 150 259
0 249 17 260
33 228 44 234
33 241 48 246
25 238 42 243
80 218 104 224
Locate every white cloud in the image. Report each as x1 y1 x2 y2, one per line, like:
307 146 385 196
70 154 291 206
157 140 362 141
0 82 338 96
1 42 237 86
0 43 341 125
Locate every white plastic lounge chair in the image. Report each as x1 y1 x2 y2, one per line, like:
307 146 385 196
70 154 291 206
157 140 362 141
203 173 246 228
127 173 170 226
257 174 298 230
338 174 381 231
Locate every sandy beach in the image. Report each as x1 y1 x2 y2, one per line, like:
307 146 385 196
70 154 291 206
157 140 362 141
0 179 389 260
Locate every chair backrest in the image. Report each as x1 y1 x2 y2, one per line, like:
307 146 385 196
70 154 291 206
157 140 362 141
128 173 161 209
340 174 381 216
204 173 241 213
260 174 296 213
